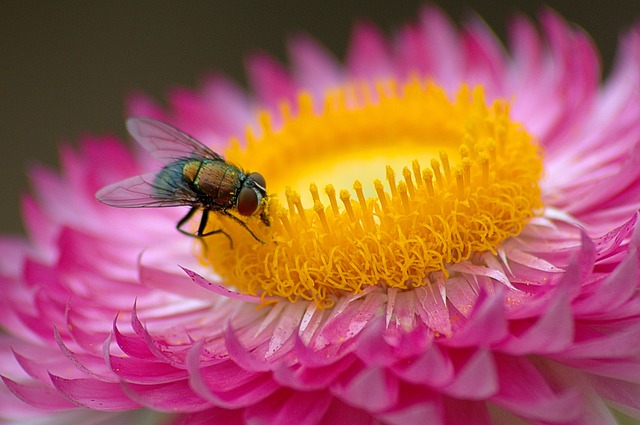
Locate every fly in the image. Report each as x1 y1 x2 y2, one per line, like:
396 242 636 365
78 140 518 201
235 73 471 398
96 117 269 246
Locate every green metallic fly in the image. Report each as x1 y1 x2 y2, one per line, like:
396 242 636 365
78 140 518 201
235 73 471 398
96 117 269 245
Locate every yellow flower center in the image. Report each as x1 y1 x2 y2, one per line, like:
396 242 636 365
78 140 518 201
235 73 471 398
200 80 543 307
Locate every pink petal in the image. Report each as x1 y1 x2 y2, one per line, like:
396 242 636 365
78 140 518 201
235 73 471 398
381 404 443 425
573 248 638 315
413 286 452 337
491 355 582 423
53 327 118 381
290 333 354 368
318 399 374 425
497 282 574 354
108 354 187 384
391 344 454 388
49 374 141 411
331 366 399 413
200 73 254 136
245 389 332 425
193 370 280 409
315 292 385 348
180 267 262 303
178 407 245 425
121 380 212 412
441 349 498 399
1 376 75 410
442 399 490 425
112 318 157 361
561 356 640 383
65 309 113 353
460 16 507 94
126 91 167 121
416 6 463 91
224 324 273 372
354 319 397 366
288 34 342 94
593 212 637 261
186 342 263 394
588 375 640 418
346 21 393 79
556 320 640 360
443 288 508 348
246 52 297 108
129 303 173 364
273 354 356 390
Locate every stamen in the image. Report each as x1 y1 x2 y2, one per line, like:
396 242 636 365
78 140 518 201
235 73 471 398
431 159 445 189
278 211 293 237
310 183 320 203
403 167 416 197
293 193 307 225
340 189 364 235
386 166 397 198
397 181 411 214
374 179 390 214
422 169 435 197
314 200 330 234
412 160 422 188
354 180 367 211
285 187 296 218
455 168 465 200
340 190 356 223
462 158 471 189
286 189 306 224
354 180 374 231
439 151 451 181
325 184 340 216
480 154 489 186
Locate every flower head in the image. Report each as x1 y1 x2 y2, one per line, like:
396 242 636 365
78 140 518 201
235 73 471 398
3 7 640 425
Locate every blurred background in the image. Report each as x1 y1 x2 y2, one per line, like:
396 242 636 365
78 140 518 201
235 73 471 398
1 0 638 235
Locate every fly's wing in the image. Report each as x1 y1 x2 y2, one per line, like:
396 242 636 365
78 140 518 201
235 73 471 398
127 117 224 164
96 170 196 208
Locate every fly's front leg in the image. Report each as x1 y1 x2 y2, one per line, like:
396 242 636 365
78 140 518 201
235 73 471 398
219 210 265 244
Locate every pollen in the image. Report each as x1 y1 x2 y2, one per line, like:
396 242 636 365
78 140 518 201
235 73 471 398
200 81 544 307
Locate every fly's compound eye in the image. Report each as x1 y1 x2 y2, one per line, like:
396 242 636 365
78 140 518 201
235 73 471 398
237 187 259 216
248 172 266 191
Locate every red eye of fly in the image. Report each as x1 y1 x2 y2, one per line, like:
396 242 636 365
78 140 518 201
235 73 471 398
248 172 266 189
237 187 259 216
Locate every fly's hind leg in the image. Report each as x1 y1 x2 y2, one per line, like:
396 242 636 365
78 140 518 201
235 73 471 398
176 206 198 237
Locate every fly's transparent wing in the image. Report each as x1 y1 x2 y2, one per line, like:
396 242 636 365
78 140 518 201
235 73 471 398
127 117 224 164
96 170 196 208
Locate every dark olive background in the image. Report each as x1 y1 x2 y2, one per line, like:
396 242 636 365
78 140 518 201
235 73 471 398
1 1 638 235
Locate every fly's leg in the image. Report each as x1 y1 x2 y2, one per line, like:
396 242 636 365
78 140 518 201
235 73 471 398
197 209 233 249
176 206 198 237
219 210 265 244
176 207 233 249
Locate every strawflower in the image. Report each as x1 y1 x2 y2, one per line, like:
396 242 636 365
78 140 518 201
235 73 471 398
3 6 640 425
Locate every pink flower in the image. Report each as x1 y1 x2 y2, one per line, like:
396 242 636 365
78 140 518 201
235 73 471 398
3 7 640 425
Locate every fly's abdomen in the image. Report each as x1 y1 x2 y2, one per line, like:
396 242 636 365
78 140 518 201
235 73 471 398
153 160 191 198
183 159 241 208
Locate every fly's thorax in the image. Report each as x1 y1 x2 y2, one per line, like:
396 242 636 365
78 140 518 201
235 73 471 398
182 159 242 208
